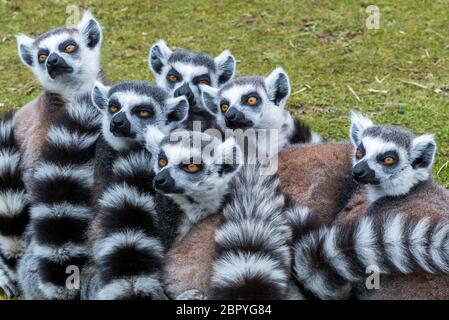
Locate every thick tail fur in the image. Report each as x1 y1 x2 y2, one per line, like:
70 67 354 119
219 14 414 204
90 149 166 300
0 112 29 297
291 212 449 299
211 165 291 299
18 95 101 299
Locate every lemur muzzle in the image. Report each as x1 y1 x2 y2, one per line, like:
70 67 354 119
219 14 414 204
110 112 132 137
225 107 254 129
46 53 73 79
174 82 196 107
352 161 378 184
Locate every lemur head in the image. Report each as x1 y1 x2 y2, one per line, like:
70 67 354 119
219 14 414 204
350 112 436 200
92 80 189 151
200 67 291 131
16 11 102 95
146 130 241 206
148 39 236 111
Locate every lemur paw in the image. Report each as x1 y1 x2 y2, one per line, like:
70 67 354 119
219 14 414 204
176 289 208 300
0 268 18 298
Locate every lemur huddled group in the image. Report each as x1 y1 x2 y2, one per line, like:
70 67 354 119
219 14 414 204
1 11 449 300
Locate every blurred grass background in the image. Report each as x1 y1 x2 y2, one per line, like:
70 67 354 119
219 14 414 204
0 0 449 296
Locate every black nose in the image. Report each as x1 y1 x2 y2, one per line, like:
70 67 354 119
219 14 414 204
110 113 132 137
153 174 167 186
174 82 195 106
225 108 238 121
153 170 178 193
352 161 377 184
47 53 60 66
111 113 126 127
46 53 73 78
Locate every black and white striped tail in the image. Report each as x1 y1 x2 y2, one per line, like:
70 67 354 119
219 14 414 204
211 165 291 299
0 112 29 297
292 212 449 300
20 96 101 299
91 149 166 300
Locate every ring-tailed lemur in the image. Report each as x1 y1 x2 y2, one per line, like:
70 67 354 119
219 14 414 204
90 80 189 201
17 93 101 300
5 12 103 298
148 39 235 130
290 113 449 299
145 130 240 298
200 67 321 157
15 11 104 182
81 81 189 300
0 112 28 298
145 130 292 299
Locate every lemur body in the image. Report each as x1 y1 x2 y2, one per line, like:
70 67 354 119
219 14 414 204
82 81 189 299
289 114 449 299
146 131 237 298
148 40 235 131
200 67 321 159
334 113 449 299
1 12 103 298
17 92 101 299
145 130 293 299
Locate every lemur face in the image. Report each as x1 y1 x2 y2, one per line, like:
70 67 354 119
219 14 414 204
350 112 436 198
146 130 241 198
148 40 236 111
16 11 102 95
92 80 189 151
200 68 291 131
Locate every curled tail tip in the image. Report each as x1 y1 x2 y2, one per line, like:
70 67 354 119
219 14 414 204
211 252 289 300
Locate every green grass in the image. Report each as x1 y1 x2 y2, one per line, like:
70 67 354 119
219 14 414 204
0 0 449 297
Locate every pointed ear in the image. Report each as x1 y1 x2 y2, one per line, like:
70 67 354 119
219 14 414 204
91 81 109 111
215 138 242 175
77 11 102 49
214 50 235 86
411 134 436 169
200 85 219 115
165 96 189 124
148 39 173 75
16 34 35 67
264 67 291 106
145 125 165 159
350 111 374 146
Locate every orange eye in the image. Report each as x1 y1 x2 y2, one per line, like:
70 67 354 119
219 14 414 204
138 110 151 118
221 104 229 113
65 44 77 53
109 105 119 113
38 54 47 63
186 164 200 173
159 158 167 167
383 157 396 165
168 75 178 82
199 79 209 85
247 96 258 106
355 148 364 159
